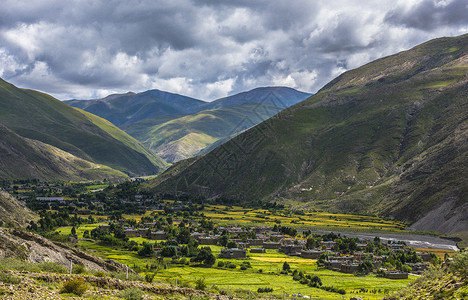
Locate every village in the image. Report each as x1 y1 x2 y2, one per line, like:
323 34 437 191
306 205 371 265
104 219 434 280
4 182 437 281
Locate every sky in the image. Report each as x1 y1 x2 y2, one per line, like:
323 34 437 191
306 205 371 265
1 0 468 101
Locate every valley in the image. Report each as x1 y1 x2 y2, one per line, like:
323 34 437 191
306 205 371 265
0 32 467 299
0 179 463 299
67 87 312 163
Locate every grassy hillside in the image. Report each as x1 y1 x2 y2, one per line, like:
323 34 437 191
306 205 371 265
65 89 205 127
77 109 168 170
0 123 128 182
0 79 167 176
124 101 294 162
385 251 468 299
121 87 312 162
145 34 468 233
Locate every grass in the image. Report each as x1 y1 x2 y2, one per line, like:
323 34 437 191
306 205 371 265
0 258 67 274
68 237 413 299
126 101 300 163
56 223 105 238
201 205 407 233
148 249 413 299
52 209 439 298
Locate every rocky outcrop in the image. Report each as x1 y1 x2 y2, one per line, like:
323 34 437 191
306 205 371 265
0 189 38 228
0 228 127 273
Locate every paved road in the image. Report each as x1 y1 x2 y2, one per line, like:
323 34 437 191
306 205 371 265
309 230 458 251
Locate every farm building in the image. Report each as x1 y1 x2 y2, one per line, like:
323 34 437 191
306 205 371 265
385 271 409 279
219 248 247 259
250 248 265 254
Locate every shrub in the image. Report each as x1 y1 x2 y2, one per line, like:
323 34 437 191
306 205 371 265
309 275 322 287
179 258 188 265
72 264 86 274
320 285 345 295
195 278 206 290
0 273 21 284
95 271 106 277
240 265 247 270
60 278 88 296
401 265 412 273
227 263 236 269
145 273 155 283
119 287 143 300
449 250 468 278
257 287 273 293
217 261 225 268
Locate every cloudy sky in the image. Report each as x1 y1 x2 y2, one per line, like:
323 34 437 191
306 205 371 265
1 0 468 101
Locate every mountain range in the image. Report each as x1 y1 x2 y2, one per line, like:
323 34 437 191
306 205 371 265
145 34 468 233
67 87 312 162
0 78 168 180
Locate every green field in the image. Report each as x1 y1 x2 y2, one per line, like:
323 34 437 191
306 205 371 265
201 205 407 233
56 208 416 300
66 238 413 299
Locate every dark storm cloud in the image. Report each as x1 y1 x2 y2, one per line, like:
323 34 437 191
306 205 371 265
0 0 467 100
385 0 468 30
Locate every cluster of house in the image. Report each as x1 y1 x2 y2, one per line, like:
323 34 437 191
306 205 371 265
115 223 433 279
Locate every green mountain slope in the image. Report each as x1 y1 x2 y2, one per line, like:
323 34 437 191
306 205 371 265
0 123 128 181
146 34 468 233
65 90 205 126
77 109 168 170
121 87 312 163
123 101 295 163
0 79 167 176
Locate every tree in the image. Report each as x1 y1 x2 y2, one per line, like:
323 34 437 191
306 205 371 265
309 275 322 288
138 242 155 257
192 247 216 266
176 227 191 244
282 261 290 271
217 235 229 247
306 237 317 249
160 246 177 257
358 260 374 274
401 265 412 273
226 240 238 249
71 226 77 238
